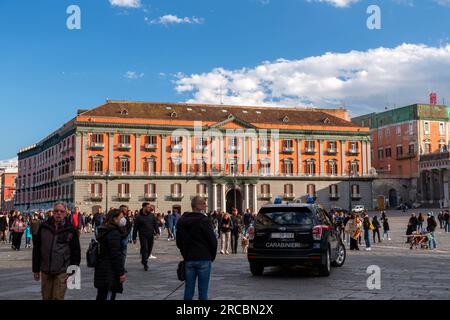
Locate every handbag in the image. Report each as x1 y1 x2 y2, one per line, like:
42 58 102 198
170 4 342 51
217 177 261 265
177 261 185 282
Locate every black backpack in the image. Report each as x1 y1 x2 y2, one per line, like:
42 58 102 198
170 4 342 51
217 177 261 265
86 239 100 268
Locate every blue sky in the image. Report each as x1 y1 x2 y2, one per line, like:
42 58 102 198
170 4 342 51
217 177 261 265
0 0 450 159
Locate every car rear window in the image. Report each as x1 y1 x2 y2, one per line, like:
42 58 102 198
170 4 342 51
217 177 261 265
257 207 314 226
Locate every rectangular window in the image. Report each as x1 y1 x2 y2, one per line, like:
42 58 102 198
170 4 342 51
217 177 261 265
424 122 430 135
425 143 431 154
145 183 156 194
147 135 157 145
396 126 401 136
409 144 415 155
378 149 384 160
119 134 130 145
196 183 207 195
329 184 338 197
91 183 103 195
440 122 445 135
171 183 182 195
261 184 270 195
118 183 130 194
409 123 414 135
385 148 392 158
396 146 403 157
120 159 130 173
284 184 293 195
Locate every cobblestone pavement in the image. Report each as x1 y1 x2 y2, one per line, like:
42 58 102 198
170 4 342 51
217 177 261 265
1 209 449 300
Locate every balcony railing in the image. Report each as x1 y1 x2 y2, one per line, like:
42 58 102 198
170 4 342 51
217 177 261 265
228 145 240 153
117 193 131 201
282 147 294 154
330 194 340 200
397 152 417 160
171 144 183 152
351 194 361 200
283 193 296 200
117 143 131 150
327 148 337 155
304 148 316 155
170 193 184 200
258 146 271 153
90 193 103 201
348 149 360 156
259 193 272 200
144 193 157 201
144 143 158 151
90 142 105 150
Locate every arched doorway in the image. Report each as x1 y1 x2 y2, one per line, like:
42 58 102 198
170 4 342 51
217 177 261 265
226 188 243 214
388 189 398 208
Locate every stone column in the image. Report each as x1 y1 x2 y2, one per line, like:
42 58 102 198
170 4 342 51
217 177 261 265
245 184 250 210
251 137 257 173
274 138 279 176
75 132 81 172
253 184 258 213
81 133 87 172
221 184 226 212
108 133 114 173
297 139 302 175
243 137 247 174
186 136 192 175
220 137 225 172
362 141 367 175
212 183 218 211
135 134 141 173
319 140 324 176
341 140 346 175
161 135 166 175
367 141 372 173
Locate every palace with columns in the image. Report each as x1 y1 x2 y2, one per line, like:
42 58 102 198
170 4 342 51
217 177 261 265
15 101 374 214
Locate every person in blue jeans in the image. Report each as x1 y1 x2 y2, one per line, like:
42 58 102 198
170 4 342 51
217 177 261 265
176 196 218 300
363 214 372 251
427 213 438 250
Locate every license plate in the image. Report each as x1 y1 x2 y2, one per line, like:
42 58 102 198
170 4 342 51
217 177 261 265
271 232 294 239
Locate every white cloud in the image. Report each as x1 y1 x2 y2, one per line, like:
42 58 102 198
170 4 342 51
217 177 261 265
124 71 144 79
434 0 450 6
149 14 203 25
109 0 141 8
307 0 360 8
174 44 450 115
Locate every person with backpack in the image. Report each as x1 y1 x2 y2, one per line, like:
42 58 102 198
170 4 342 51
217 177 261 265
94 209 127 300
176 196 217 300
132 203 159 271
372 215 381 243
94 208 105 237
32 203 81 300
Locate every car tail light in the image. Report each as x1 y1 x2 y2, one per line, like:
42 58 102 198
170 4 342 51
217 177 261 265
312 226 323 240
248 226 255 240
312 225 332 241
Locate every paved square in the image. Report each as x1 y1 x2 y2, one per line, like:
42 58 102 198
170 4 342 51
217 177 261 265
1 210 449 300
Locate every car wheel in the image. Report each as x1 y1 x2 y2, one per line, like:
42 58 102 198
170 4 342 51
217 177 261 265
249 262 264 276
331 241 346 267
318 246 331 277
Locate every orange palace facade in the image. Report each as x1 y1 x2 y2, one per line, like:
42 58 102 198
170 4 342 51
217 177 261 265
15 101 374 214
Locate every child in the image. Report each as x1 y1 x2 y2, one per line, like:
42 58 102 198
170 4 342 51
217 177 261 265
25 224 32 248
383 217 391 241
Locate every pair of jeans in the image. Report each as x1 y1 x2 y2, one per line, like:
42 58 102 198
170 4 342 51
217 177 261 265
12 232 23 249
417 223 423 232
121 237 128 267
428 232 437 249
372 229 381 243
445 222 450 233
139 235 154 266
230 232 239 254
383 231 390 239
364 229 371 248
96 288 117 301
220 231 231 253
184 260 212 300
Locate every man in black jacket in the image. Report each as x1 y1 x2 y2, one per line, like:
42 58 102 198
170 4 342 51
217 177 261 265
32 203 81 300
176 196 218 300
133 203 159 271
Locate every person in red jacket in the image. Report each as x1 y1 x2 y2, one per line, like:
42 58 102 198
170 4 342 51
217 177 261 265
70 207 83 238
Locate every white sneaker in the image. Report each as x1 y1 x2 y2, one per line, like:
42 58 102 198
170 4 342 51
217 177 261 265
388 238 391 241
365 247 371 251
150 255 157 259
225 251 230 255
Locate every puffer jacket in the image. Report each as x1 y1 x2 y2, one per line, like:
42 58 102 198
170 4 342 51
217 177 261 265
94 224 125 293
32 217 81 274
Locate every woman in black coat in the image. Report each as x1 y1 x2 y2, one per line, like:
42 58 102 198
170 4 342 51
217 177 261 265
94 209 127 300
